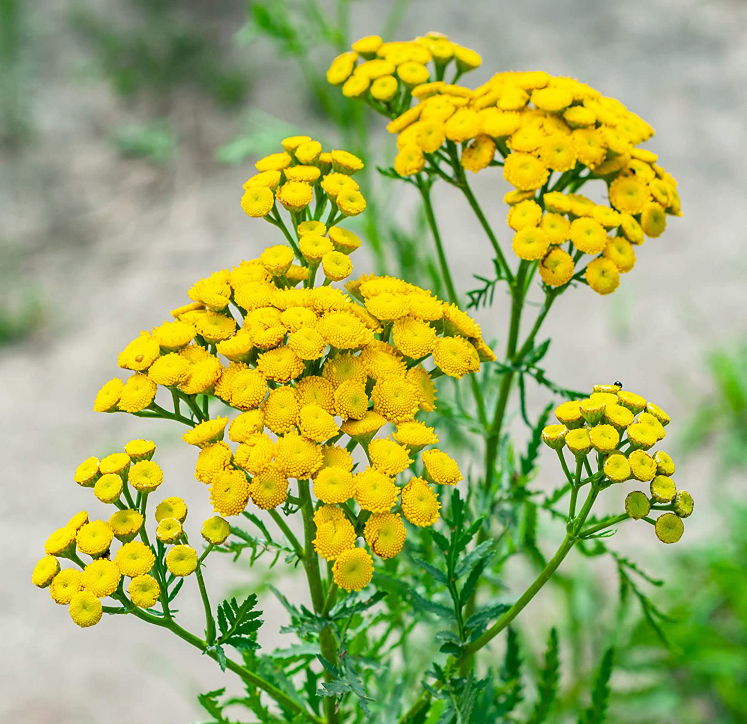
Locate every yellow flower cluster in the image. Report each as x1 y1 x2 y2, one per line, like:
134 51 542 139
332 33 681 297
89 141 489 592
542 384 693 543
32 440 231 627
327 32 481 107
241 136 367 220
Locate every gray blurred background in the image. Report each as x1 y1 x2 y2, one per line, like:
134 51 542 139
3 1 747 722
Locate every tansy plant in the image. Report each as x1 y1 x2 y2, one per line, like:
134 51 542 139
35 31 691 724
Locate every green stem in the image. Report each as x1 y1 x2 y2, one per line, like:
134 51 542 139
460 483 600 658
194 560 216 643
449 149 513 284
416 177 458 304
299 480 340 724
269 509 304 561
581 513 630 538
120 598 322 723
569 458 583 520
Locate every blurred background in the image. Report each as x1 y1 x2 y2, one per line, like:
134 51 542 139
2 0 747 722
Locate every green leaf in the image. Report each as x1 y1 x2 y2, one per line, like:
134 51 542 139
316 652 373 717
197 687 227 722
502 627 524 713
410 590 456 620
526 628 560 724
412 557 449 586
216 593 263 653
578 647 615 724
466 603 510 637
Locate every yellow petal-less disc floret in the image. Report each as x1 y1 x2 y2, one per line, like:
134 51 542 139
589 424 619 453
655 513 684 544
298 404 339 443
32 555 61 588
364 512 407 559
566 428 592 457
393 421 438 449
650 475 676 503
93 379 123 412
314 518 357 560
371 377 420 423
45 527 77 556
250 464 289 510
182 417 229 448
76 520 114 557
628 450 657 482
100 453 131 476
603 453 631 483
94 473 123 504
83 559 121 598
210 469 251 516
116 541 155 577
401 478 441 527
274 432 323 480
166 545 199 577
124 439 156 462
74 456 100 487
432 336 479 379
202 516 231 545
625 491 651 520
653 450 675 476
368 438 413 477
421 449 462 485
50 569 84 604
354 468 399 513
332 547 373 591
110 509 144 542
539 248 574 287
129 460 163 493
314 467 355 505
69 591 103 628
241 187 275 219
155 497 188 523
585 258 620 295
129 574 160 608
156 517 183 544
118 373 158 412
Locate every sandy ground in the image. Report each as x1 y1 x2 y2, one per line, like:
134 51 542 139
2 0 747 722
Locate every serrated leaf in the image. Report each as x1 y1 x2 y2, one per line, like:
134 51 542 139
412 557 449 585
466 602 510 636
578 647 614 724
411 590 456 620
526 628 559 724
455 539 496 579
216 593 263 653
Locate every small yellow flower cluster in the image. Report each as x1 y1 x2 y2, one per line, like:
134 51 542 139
90 141 489 591
542 384 693 543
32 440 231 627
326 32 481 106
333 34 681 297
241 136 367 220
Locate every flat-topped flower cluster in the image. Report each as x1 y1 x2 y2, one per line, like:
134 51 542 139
328 31 681 296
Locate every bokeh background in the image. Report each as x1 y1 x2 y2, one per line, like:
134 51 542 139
3 1 747 722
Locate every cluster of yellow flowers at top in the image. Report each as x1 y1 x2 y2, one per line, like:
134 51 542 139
32 440 231 627
542 384 693 543
240 136 366 222
89 139 492 592
330 33 681 296
326 31 481 109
